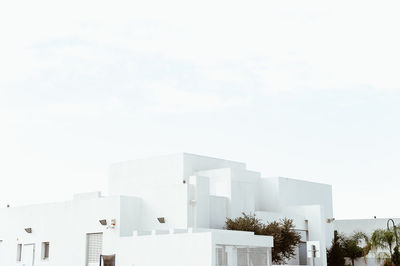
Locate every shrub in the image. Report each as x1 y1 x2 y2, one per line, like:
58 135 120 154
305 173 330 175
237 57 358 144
225 213 301 264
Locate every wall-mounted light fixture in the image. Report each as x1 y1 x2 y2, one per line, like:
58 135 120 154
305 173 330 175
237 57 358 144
99 219 107 226
108 219 116 229
24 228 32 233
157 217 166 224
326 218 335 223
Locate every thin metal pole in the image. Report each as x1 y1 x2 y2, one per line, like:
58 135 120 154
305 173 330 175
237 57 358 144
312 245 316 266
388 219 399 247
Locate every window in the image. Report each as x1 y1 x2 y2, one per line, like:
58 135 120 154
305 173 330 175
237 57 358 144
42 242 50 260
298 242 307 265
86 233 103 265
16 244 22 262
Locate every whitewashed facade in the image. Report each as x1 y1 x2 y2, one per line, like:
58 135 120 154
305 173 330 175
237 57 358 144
0 153 334 266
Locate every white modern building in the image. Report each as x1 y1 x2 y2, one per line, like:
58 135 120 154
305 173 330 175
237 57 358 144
0 153 334 266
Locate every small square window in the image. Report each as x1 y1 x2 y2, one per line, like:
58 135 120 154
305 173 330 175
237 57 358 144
42 242 50 260
16 244 22 262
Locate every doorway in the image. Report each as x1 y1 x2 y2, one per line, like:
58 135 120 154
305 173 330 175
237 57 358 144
22 244 35 266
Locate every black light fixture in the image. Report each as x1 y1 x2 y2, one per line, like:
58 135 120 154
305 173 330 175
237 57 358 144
25 228 32 233
326 218 335 223
157 217 166 224
99 219 107 226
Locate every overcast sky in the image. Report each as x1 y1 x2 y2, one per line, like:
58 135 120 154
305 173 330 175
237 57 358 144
1 0 400 219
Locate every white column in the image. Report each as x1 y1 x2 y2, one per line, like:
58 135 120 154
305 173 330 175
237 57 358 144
247 247 250 266
266 247 272 266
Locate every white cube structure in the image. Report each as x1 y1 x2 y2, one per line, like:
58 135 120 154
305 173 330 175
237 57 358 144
0 153 334 266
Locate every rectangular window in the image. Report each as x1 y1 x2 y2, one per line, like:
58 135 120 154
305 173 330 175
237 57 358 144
299 242 307 265
16 244 22 262
86 233 103 265
42 242 50 260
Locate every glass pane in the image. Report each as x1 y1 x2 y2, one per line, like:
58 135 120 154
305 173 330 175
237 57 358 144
216 246 227 266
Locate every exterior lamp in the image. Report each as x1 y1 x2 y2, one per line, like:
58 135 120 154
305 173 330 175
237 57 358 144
99 219 107 226
387 219 399 247
25 228 32 233
157 217 166 224
108 219 116 229
326 218 335 223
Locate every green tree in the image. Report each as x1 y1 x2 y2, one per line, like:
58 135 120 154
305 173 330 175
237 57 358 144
343 238 363 266
370 228 397 265
327 231 369 266
225 213 301 264
327 231 346 266
352 231 371 260
392 246 400 266
371 229 395 257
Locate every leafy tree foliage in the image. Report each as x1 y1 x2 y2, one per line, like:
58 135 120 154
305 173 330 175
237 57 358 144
369 227 400 265
328 228 400 266
351 231 371 259
225 213 301 264
327 231 369 266
327 231 346 266
392 246 400 266
343 238 363 266
371 229 396 258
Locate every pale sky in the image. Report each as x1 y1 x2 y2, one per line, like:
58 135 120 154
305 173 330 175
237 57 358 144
1 0 400 219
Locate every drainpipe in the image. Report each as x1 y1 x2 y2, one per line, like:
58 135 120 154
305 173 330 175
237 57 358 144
185 176 197 230
191 199 197 229
189 176 197 230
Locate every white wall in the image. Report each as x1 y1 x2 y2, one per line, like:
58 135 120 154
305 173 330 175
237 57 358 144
287 205 329 266
335 218 400 236
109 153 184 187
115 230 273 266
189 175 210 228
0 193 140 266
118 233 213 266
210 196 228 229
119 196 142 236
196 167 260 220
277 177 333 218
256 178 281 212
255 177 334 266
267 177 334 248
183 153 246 178
107 153 249 231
